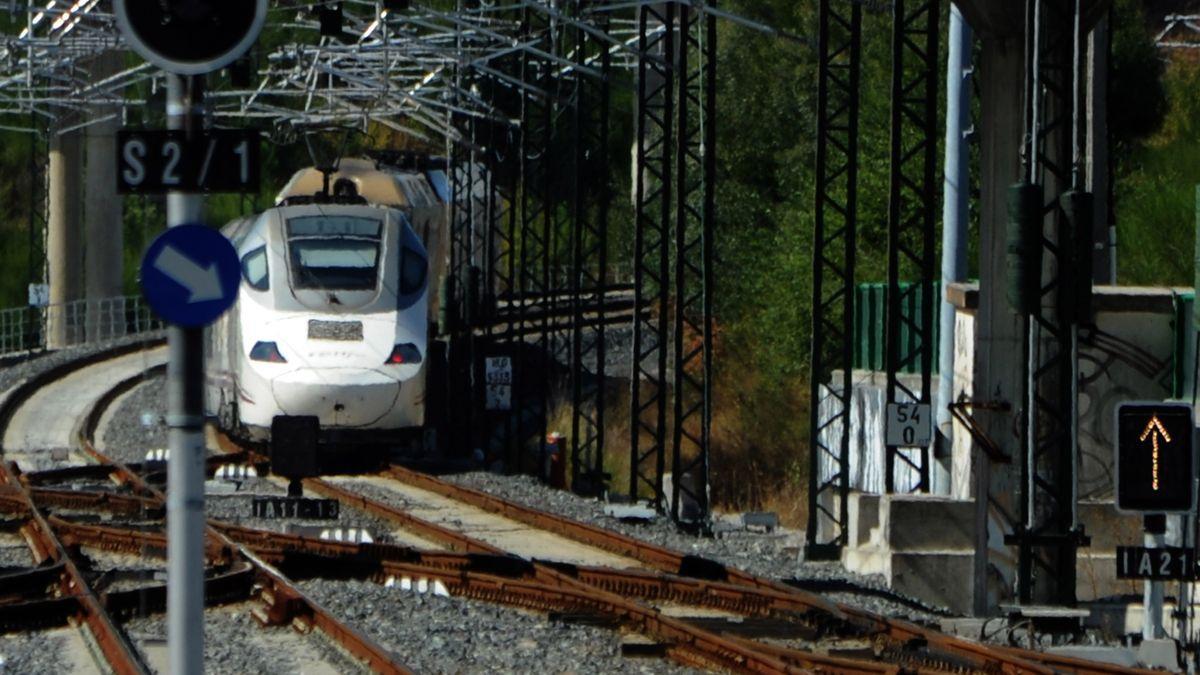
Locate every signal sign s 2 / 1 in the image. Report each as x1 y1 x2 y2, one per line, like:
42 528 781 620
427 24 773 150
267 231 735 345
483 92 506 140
885 403 932 447
117 129 260 194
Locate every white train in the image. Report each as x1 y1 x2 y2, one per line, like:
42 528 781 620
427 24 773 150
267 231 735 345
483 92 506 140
205 157 449 453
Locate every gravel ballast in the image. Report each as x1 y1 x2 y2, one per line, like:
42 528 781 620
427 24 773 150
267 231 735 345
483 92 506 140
301 578 701 675
102 376 170 465
441 471 947 621
99 372 947 622
0 334 164 400
124 602 365 674
0 628 94 674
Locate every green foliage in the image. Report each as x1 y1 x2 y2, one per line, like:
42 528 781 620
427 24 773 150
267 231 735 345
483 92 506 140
1114 61 1200 286
0 130 39 307
1110 0 1168 149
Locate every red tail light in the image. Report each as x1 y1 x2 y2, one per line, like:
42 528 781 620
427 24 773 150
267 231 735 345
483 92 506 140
249 341 287 363
385 343 422 365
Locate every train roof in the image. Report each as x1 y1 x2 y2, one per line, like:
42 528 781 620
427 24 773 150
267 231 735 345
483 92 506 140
275 157 443 208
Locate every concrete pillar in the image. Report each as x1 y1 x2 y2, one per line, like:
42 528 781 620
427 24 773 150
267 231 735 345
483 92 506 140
970 33 1026 616
47 128 83 348
85 50 125 341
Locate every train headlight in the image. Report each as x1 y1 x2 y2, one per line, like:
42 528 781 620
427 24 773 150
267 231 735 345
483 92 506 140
385 343 422 365
249 341 288 363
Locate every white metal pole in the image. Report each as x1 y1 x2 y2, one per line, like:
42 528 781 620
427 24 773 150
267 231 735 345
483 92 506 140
166 73 206 675
935 3 972 496
1145 517 1166 640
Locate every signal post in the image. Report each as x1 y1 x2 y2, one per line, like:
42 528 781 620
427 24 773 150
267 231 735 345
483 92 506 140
114 3 266 674
1114 401 1196 668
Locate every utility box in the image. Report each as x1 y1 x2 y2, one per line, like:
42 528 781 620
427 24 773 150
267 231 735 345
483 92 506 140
270 415 320 478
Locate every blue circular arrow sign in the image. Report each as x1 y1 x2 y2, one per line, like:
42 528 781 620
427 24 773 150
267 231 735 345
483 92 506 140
140 224 240 327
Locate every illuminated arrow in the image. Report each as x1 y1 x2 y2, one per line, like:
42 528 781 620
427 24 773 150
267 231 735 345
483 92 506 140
153 245 224 303
1139 415 1173 491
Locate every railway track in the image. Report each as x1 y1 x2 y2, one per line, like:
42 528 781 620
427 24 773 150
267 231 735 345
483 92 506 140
0 342 1152 673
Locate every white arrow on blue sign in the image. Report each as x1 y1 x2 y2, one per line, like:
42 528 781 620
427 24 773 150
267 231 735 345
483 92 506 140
140 224 240 327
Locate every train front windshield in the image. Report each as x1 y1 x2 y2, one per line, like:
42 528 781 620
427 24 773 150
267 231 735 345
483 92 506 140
286 215 382 291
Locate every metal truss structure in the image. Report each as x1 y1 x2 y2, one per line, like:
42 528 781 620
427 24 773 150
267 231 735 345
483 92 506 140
1155 14 1200 50
446 25 477 458
883 0 939 494
568 4 612 497
513 2 554 474
626 2 718 524
629 1 674 509
806 0 862 559
1007 0 1089 606
0 1 643 139
668 4 715 528
0 0 820 530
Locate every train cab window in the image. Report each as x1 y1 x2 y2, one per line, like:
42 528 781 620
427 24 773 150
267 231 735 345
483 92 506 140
286 215 382 291
241 246 269 291
399 246 427 296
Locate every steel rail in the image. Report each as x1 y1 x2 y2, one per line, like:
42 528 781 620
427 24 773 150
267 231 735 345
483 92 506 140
371 466 1108 674
76 439 414 675
292 474 801 672
218 435 1077 673
35 337 1150 675
59 518 844 625
0 462 150 675
54 344 1131 675
293 471 1053 673
0 343 417 675
74 512 808 675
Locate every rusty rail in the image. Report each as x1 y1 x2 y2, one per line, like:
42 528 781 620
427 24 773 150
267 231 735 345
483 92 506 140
19 342 1154 675
0 462 150 675
375 466 1063 673
296 478 801 673
0 345 416 675
298 475 1055 674
73 448 413 674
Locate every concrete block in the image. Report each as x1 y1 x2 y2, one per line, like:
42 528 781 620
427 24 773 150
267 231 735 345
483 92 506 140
1137 638 1180 671
885 495 975 552
937 617 990 641
1045 646 1138 668
842 548 889 577
847 492 881 548
889 552 975 615
1086 601 1183 640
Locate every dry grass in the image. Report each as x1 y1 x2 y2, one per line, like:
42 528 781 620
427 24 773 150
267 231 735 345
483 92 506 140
540 365 812 528
707 366 811 528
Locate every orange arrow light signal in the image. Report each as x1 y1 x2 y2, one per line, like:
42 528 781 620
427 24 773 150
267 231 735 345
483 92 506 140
1139 414 1173 491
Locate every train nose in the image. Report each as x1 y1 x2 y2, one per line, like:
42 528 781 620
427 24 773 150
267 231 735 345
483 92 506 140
270 368 400 427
